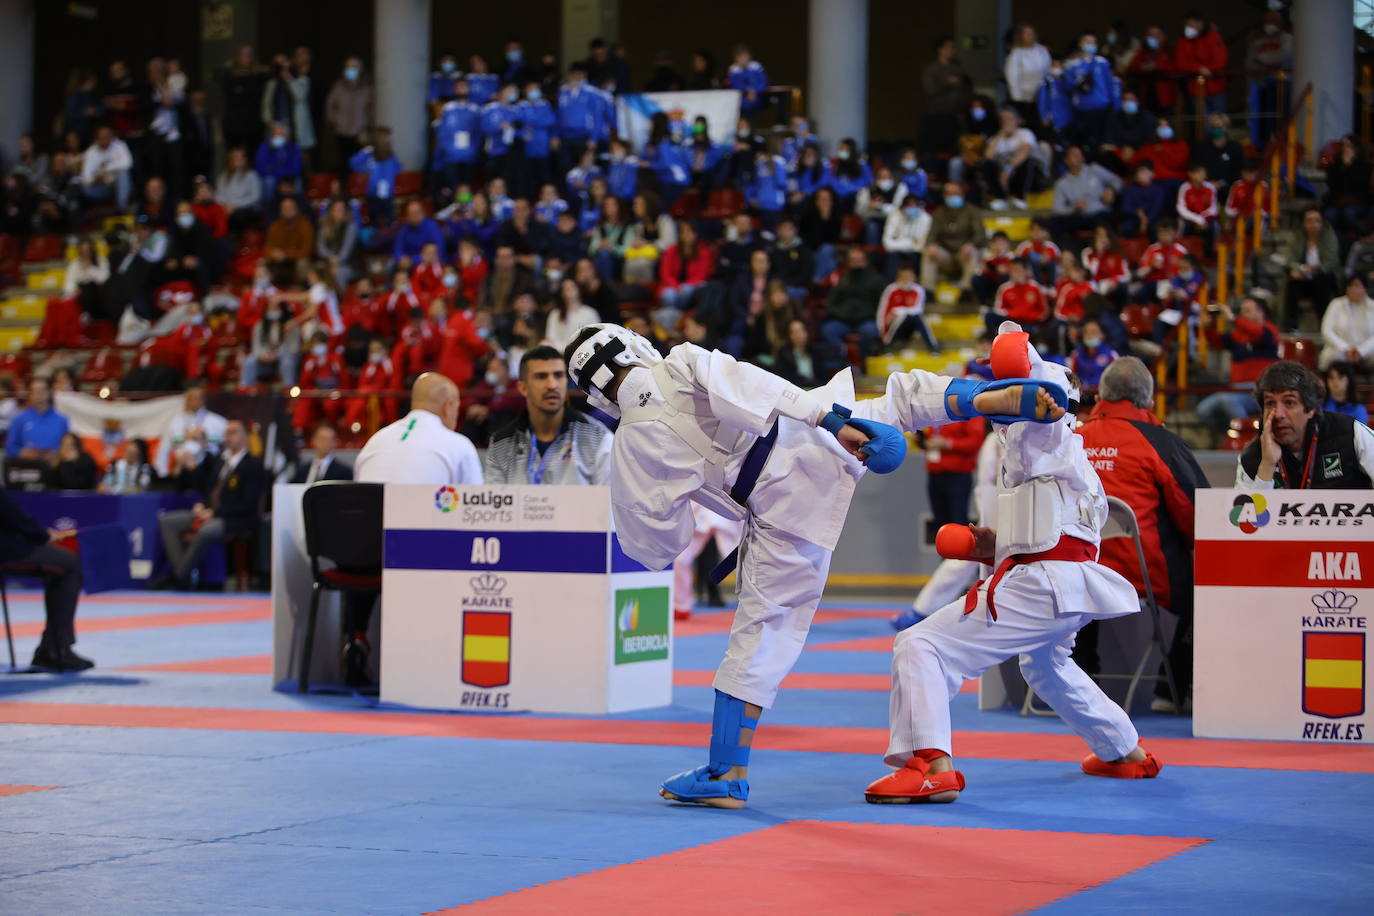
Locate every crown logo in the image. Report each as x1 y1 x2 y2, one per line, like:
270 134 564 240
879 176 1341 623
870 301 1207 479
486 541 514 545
470 573 507 596
1311 590 1358 612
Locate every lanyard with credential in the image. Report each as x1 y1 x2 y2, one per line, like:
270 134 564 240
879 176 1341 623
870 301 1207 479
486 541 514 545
1277 425 1319 489
527 432 571 484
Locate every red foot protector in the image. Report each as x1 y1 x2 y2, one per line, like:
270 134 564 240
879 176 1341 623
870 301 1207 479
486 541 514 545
990 329 1032 379
865 755 966 804
935 523 980 561
1082 750 1163 779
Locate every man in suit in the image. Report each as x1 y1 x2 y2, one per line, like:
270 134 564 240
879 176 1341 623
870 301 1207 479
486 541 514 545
290 424 353 484
180 90 217 197
0 488 89 670
158 419 265 588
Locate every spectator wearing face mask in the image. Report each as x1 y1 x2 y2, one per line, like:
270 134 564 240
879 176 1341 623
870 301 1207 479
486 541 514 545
254 122 303 209
1070 319 1119 388
1192 113 1244 192
1126 26 1178 116
1098 92 1157 176
770 217 816 302
155 382 226 475
166 202 218 291
293 332 349 431
960 96 997 139
922 181 985 292
1246 11 1293 146
342 338 398 432
855 166 907 245
431 77 482 193
727 44 768 114
1118 161 1168 238
1036 60 1074 143
349 127 402 226
1004 23 1051 129
883 196 933 278
514 81 556 199
325 57 372 165
1063 33 1118 152
243 299 301 387
1175 13 1229 115
830 138 874 208
1197 296 1281 437
823 246 884 359
437 299 490 390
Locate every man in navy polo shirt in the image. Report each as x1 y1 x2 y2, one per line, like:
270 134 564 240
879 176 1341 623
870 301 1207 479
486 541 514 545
5 378 68 460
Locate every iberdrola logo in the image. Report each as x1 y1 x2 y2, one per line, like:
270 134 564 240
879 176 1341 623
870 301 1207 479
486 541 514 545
618 596 641 632
1229 493 1270 534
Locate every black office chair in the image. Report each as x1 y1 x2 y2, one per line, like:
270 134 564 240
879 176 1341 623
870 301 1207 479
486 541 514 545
298 481 384 693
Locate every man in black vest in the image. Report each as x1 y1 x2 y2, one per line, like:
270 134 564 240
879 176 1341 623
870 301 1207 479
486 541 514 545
1238 360 1374 489
0 488 88 670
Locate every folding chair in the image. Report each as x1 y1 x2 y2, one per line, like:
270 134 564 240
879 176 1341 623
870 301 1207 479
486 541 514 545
297 481 384 693
1020 497 1180 716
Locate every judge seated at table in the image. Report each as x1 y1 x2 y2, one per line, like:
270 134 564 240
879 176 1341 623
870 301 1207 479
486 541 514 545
288 424 353 484
0 487 89 670
1237 360 1374 489
157 419 266 588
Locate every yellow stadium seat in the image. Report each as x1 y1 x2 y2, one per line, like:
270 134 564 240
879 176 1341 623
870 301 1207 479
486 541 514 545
0 326 39 351
926 313 984 341
0 295 47 321
1025 189 1054 210
865 348 976 377
25 269 64 292
983 215 1031 241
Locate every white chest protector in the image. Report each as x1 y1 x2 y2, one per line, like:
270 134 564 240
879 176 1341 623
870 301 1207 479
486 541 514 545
994 473 1099 558
617 362 753 522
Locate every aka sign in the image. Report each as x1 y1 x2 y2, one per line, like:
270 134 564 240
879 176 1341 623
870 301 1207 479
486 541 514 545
1194 490 1373 744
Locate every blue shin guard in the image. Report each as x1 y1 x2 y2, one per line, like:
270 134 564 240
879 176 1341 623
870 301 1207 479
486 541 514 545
944 377 1068 424
661 690 758 805
819 404 907 473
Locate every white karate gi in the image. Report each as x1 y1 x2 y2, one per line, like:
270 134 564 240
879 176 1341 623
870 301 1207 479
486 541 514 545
610 342 954 708
910 432 1004 618
885 382 1142 767
672 505 744 616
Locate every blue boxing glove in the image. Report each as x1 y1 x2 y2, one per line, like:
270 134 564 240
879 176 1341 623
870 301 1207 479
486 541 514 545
818 404 907 474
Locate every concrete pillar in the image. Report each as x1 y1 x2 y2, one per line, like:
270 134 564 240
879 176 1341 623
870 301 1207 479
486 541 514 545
808 0 867 150
1293 0 1354 149
374 0 432 169
955 0 1011 94
199 0 259 106
562 0 619 76
0 0 35 166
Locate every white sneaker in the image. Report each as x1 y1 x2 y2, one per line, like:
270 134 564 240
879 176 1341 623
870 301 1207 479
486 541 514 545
1010 198 1028 210
988 199 1010 211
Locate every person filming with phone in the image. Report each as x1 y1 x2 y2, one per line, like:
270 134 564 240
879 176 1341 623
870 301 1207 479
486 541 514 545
1237 361 1374 489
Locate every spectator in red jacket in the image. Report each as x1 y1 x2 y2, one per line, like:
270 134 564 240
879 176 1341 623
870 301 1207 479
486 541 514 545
379 268 422 342
987 257 1048 336
1075 355 1208 712
163 301 213 379
411 242 447 303
190 178 229 240
391 305 439 387
1081 225 1131 299
1127 25 1178 115
455 238 490 302
658 220 715 322
1176 162 1219 253
1224 159 1268 227
921 414 986 529
1196 296 1281 438
1174 13 1228 114
292 330 349 431
436 301 489 390
1129 119 1190 184
1133 217 1188 301
1053 259 1094 325
342 338 398 434
238 262 277 333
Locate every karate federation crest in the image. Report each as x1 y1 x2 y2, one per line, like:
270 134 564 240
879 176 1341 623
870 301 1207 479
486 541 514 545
461 609 511 688
1302 630 1365 719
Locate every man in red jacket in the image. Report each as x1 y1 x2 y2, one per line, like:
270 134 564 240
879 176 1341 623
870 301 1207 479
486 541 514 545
1075 355 1208 712
922 413 986 531
1174 13 1229 114
987 258 1048 337
1196 296 1280 438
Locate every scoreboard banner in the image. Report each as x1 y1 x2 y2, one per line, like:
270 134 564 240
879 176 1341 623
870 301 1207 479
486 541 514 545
1194 489 1371 744
379 484 673 715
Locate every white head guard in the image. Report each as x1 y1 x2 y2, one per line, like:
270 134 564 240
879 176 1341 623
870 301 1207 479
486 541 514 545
566 323 664 417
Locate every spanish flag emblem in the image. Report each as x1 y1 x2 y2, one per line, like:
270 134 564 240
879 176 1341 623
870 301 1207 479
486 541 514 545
1302 632 1365 719
462 611 511 688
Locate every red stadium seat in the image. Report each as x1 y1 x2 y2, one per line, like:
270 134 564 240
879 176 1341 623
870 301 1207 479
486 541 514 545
78 349 123 385
0 234 19 261
22 235 64 263
32 297 82 348
840 213 864 242
1119 236 1148 262
1280 337 1318 370
0 351 31 378
1121 304 1160 339
1224 417 1259 451
1179 235 1205 263
701 189 743 219
393 171 424 199
306 172 337 201
669 189 701 220
347 172 368 198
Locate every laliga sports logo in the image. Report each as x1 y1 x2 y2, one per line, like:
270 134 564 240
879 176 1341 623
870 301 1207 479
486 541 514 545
434 485 459 513
1312 590 1359 613
1229 493 1271 534
618 597 641 633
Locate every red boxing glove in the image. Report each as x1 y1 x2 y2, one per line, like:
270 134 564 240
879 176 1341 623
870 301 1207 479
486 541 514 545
990 330 1031 379
935 523 979 561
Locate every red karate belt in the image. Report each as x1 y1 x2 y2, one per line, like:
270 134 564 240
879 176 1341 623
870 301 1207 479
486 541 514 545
963 535 1097 621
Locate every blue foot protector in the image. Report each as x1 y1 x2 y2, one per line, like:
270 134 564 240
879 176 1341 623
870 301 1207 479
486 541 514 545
818 404 907 473
944 377 1068 424
661 690 758 806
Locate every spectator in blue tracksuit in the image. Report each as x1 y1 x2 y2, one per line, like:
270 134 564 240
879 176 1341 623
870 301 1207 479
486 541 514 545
780 116 818 169
790 144 833 202
487 178 515 222
432 80 483 193
482 84 521 187
516 82 556 199
590 83 616 147
465 56 499 105
428 56 460 103
746 153 789 230
726 44 769 114
565 150 603 208
895 147 929 201
446 191 502 258
829 138 873 208
605 138 640 200
1063 34 1117 151
556 65 600 174
642 114 691 205
349 128 403 225
254 122 303 211
1118 161 1168 237
393 199 445 268
1037 65 1075 143
683 118 729 193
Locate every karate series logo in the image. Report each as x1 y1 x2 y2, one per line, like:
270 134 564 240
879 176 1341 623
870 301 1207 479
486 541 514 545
613 586 670 665
434 485 460 513
1228 493 1270 534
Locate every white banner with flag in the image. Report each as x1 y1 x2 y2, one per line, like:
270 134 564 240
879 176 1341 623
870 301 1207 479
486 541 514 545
615 90 742 151
54 391 184 469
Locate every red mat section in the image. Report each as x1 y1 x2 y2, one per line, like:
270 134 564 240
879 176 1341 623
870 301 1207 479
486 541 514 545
119 655 274 675
673 670 976 693
8 607 271 639
676 609 895 636
439 821 1208 915
4 702 1373 773
810 635 895 652
0 784 57 797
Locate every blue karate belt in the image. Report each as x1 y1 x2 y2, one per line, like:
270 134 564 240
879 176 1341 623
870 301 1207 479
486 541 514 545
708 421 778 584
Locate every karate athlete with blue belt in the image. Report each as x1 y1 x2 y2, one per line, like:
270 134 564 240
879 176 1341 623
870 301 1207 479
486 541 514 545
563 323 1067 808
865 322 1163 805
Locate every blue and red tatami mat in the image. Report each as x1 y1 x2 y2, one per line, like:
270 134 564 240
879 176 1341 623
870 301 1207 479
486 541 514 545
0 591 1370 914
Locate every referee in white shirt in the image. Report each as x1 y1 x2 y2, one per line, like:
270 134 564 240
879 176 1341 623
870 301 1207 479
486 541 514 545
343 373 482 685
355 372 484 485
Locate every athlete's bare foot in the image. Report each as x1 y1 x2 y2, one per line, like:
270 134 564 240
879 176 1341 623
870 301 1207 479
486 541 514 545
1111 746 1148 764
967 385 1063 421
659 765 749 808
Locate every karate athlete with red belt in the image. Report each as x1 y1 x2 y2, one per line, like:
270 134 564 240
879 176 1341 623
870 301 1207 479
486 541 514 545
563 323 1067 809
866 321 1162 805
